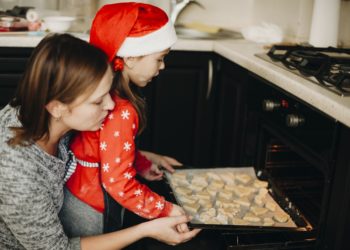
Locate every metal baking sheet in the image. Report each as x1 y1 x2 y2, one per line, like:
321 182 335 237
165 166 313 231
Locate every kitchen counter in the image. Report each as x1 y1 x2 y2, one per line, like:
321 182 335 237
1 33 350 127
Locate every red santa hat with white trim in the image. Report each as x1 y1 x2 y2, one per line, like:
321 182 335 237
90 2 177 64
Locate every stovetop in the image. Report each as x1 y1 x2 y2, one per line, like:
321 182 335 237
256 46 350 97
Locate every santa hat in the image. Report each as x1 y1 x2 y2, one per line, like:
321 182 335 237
90 2 177 64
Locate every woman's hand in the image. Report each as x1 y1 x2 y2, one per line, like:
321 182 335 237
169 204 190 233
144 215 201 246
139 150 182 175
81 214 200 250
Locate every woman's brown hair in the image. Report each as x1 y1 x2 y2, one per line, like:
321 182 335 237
8 33 109 146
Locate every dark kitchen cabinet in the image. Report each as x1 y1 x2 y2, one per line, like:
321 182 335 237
321 124 350 250
210 57 259 166
139 54 259 168
139 51 218 167
0 47 32 108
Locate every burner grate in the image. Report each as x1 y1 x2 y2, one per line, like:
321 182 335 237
257 45 350 96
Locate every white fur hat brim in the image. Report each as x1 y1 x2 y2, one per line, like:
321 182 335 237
117 20 177 57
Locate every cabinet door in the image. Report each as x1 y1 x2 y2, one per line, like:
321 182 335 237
0 47 32 107
139 51 216 166
211 58 259 166
321 124 350 250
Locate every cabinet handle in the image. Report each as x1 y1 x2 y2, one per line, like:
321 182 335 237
206 59 213 99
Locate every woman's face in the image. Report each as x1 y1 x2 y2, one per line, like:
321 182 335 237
62 67 115 131
125 49 170 87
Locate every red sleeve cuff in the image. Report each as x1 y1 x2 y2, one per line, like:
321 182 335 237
134 150 152 173
158 201 173 217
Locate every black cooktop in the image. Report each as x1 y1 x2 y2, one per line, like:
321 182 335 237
256 45 350 97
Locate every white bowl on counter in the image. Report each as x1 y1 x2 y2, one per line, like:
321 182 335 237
43 16 76 33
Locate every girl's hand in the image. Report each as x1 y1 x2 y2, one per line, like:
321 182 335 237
139 150 182 174
145 215 201 246
140 163 164 181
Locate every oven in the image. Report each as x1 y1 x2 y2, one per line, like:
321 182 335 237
218 74 338 249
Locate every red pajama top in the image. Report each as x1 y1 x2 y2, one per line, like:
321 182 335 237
65 95 172 219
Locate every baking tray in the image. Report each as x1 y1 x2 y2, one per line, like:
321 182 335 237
164 166 313 232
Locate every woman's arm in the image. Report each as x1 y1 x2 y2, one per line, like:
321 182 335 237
81 215 201 250
0 159 80 249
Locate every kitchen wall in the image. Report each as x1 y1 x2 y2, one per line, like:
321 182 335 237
339 0 350 47
164 0 349 46
0 0 58 9
1 0 349 46
148 0 350 46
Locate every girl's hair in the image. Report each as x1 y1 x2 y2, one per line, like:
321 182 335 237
8 33 109 146
113 62 147 134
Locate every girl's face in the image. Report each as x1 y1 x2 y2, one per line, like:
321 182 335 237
125 49 170 87
62 67 115 131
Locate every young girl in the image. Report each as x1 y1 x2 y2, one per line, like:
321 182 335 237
63 2 187 235
0 33 199 250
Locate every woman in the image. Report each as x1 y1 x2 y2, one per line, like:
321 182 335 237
63 2 188 236
0 33 199 250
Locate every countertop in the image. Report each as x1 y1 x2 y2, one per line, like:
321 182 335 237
1 32 350 127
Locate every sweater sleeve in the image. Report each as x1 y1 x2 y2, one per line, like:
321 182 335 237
0 159 80 250
99 101 172 219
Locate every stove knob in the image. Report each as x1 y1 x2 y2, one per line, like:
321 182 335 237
286 114 305 127
262 99 281 111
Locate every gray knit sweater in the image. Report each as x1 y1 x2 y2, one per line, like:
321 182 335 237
0 105 81 250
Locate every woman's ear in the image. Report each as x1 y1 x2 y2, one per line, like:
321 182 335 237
45 100 67 121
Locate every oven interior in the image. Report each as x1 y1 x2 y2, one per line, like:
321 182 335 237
257 124 326 230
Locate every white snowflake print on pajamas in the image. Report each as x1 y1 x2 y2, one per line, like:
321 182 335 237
100 141 107 151
68 97 171 221
102 163 110 172
134 189 142 196
123 141 132 151
93 98 169 219
155 201 164 210
121 109 130 120
124 172 132 180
